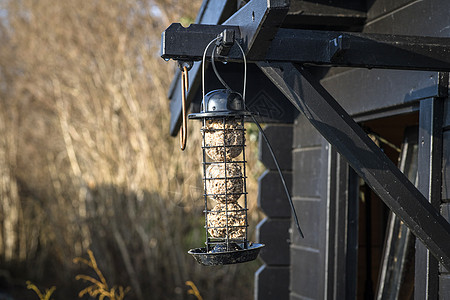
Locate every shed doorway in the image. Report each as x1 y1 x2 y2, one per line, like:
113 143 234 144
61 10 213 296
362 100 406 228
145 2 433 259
356 112 419 300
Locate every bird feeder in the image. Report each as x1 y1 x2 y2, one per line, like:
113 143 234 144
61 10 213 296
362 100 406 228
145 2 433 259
179 30 302 266
188 89 264 266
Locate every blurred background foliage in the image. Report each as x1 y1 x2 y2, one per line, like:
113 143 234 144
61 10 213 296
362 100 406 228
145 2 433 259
0 0 264 299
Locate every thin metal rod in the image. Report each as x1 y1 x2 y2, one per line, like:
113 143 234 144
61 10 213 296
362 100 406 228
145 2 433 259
211 46 232 91
209 39 247 101
201 118 209 251
240 117 249 248
250 114 305 238
222 117 230 249
202 37 220 111
235 42 247 102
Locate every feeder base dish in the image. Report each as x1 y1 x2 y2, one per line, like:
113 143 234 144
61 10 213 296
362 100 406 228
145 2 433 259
188 243 264 266
210 242 242 253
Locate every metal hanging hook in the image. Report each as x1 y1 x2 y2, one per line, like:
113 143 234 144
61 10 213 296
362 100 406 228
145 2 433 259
202 31 247 110
180 64 190 150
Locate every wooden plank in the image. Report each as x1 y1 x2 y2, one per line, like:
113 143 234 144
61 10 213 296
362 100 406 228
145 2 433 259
441 203 450 273
444 99 450 129
366 0 411 21
194 0 237 24
293 145 357 300
442 131 450 202
415 98 443 300
293 114 324 149
290 123 329 299
439 274 450 300
328 151 358 300
321 0 450 120
321 68 439 118
325 146 339 300
258 170 292 218
292 148 322 199
284 0 366 29
255 265 289 300
256 218 291 266
442 203 450 223
364 0 450 37
346 167 360 299
289 0 366 16
259 125 293 171
290 247 322 299
290 200 322 249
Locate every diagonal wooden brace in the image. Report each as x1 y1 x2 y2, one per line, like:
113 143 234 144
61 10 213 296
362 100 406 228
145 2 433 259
257 61 450 271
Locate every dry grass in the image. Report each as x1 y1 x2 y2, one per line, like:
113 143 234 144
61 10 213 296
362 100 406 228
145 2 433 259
185 281 203 300
0 0 263 299
26 281 56 300
74 250 131 300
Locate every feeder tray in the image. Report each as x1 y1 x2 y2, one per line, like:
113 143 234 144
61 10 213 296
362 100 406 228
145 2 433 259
188 243 265 266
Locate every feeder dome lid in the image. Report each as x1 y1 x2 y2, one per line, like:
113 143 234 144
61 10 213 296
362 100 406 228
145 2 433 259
205 89 243 112
189 89 250 119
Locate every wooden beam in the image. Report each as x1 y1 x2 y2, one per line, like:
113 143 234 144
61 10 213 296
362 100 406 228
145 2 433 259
257 61 450 271
165 0 289 135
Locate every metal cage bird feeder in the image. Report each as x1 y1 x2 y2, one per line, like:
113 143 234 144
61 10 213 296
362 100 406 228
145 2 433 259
185 32 264 265
180 30 303 266
189 89 264 265
188 89 264 266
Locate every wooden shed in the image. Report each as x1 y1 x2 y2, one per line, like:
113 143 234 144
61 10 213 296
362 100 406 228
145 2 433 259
161 0 450 299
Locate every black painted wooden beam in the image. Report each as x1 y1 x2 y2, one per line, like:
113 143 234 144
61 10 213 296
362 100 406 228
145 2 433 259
284 0 366 29
222 0 289 60
167 0 238 137
165 0 290 136
256 61 450 271
162 25 450 72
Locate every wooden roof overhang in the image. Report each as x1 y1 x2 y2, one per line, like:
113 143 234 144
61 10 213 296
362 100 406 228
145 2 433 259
160 0 450 270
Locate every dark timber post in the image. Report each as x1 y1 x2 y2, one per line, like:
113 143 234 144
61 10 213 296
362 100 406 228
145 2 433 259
415 84 446 298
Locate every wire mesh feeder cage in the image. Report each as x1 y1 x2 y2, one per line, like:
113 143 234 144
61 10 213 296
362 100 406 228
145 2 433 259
188 89 264 266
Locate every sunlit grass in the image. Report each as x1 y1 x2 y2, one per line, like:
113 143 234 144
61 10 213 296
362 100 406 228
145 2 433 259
186 280 203 300
74 249 131 300
26 281 56 300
